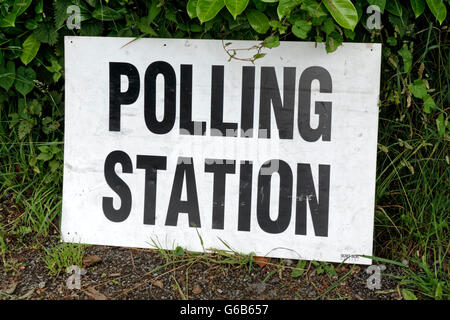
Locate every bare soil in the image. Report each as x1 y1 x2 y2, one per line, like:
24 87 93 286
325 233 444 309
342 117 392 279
0 240 405 300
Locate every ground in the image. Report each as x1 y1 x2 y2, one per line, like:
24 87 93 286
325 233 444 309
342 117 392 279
0 237 406 300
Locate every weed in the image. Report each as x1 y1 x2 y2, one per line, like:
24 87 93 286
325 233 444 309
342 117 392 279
395 254 449 300
0 224 7 266
41 242 86 276
290 260 307 279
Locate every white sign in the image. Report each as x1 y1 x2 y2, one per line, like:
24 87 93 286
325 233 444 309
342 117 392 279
62 36 381 265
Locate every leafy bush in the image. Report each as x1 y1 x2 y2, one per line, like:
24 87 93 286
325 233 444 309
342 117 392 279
0 1 447 151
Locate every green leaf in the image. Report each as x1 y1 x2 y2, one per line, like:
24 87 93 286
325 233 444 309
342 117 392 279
20 34 41 66
426 0 447 24
387 37 397 46
0 13 17 28
14 66 36 96
269 20 288 34
0 0 32 27
148 0 163 23
253 53 266 61
291 260 307 278
323 0 358 31
253 0 267 11
326 31 343 53
0 61 15 91
16 0 32 15
187 0 199 18
436 114 445 138
246 9 270 33
314 261 324 274
423 94 436 113
225 0 250 19
53 0 72 28
263 35 280 48
410 0 426 18
409 79 427 99
28 99 42 115
38 145 51 154
385 0 402 16
33 23 58 45
324 263 337 277
388 14 406 37
35 0 43 14
174 246 185 257
24 19 38 30
292 19 311 39
401 289 418 300
301 0 328 18
398 44 412 74
42 118 60 135
136 19 158 36
197 0 225 23
165 7 178 23
277 0 301 20
343 28 355 40
18 120 33 140
367 0 386 13
37 152 53 161
79 22 104 36
49 159 60 172
321 18 336 35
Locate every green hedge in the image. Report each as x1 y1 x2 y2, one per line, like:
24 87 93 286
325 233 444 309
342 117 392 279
0 1 448 159
0 1 448 150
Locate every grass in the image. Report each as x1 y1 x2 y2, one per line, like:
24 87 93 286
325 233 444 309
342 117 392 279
372 118 449 298
41 242 87 276
391 251 449 300
0 225 8 268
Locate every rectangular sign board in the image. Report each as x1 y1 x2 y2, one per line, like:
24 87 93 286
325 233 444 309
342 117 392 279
62 36 381 265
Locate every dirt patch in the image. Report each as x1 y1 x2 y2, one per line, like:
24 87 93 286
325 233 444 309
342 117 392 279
0 243 404 300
